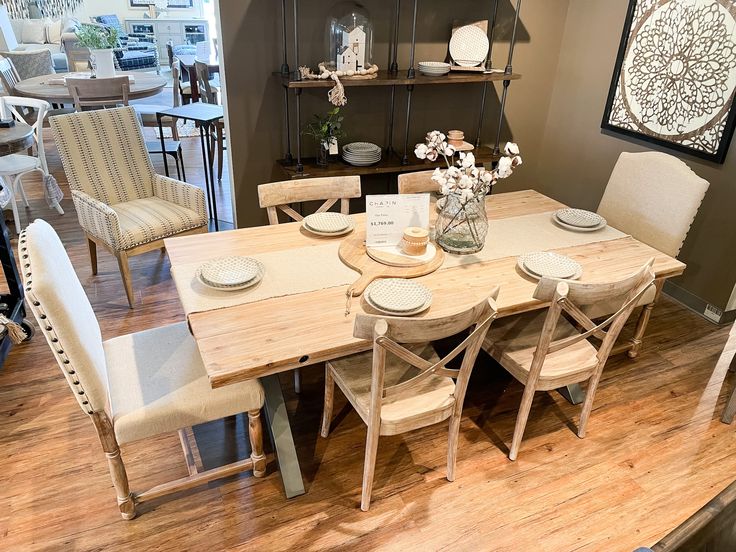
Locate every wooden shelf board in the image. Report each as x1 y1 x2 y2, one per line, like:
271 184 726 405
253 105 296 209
276 147 500 179
279 70 521 89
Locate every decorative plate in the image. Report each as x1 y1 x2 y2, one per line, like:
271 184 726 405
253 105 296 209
196 258 264 291
516 257 582 282
552 214 607 233
303 212 351 233
449 25 489 67
554 208 604 228
520 252 582 279
366 278 432 313
364 290 432 317
198 256 261 287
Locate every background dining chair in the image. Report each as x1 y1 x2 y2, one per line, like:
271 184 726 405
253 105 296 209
0 58 73 120
20 219 267 520
258 175 362 392
0 49 54 80
0 96 64 233
321 291 499 511
171 58 192 105
50 106 208 307
594 152 710 358
397 170 440 194
482 260 655 460
194 59 225 181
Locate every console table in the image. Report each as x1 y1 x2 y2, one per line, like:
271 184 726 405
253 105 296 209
126 18 210 65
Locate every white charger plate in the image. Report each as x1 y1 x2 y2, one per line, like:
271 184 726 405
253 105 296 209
520 251 582 279
516 256 582 281
366 278 432 313
196 258 264 291
552 214 607 233
198 256 261 287
364 292 432 317
555 208 604 228
303 212 351 233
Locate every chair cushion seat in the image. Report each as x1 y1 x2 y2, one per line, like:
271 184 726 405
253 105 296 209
0 153 41 175
180 82 218 95
484 310 599 391
583 285 657 320
327 343 456 436
111 196 207 250
104 322 265 445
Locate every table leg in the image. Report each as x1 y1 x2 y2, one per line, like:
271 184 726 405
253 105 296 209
157 113 169 177
557 384 584 405
198 124 215 228
203 122 219 231
261 374 306 498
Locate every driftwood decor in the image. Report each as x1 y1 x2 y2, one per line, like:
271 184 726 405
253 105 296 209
602 0 736 163
1 0 84 19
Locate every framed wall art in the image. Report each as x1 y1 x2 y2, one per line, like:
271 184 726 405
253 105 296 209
602 0 736 163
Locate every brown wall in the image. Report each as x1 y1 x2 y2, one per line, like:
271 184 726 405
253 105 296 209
218 0 736 310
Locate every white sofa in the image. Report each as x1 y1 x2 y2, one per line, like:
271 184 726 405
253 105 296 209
0 6 77 72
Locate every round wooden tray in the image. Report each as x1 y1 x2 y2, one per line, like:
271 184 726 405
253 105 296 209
339 236 445 296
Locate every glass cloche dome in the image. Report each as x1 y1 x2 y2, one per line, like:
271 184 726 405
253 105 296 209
326 2 373 73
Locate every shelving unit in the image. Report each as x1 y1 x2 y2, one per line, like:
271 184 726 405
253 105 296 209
277 0 523 179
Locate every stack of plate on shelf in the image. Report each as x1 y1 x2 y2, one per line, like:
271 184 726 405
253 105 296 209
552 208 607 232
196 256 265 291
342 142 381 166
449 24 490 67
517 251 583 281
302 212 354 237
418 61 451 76
364 278 432 316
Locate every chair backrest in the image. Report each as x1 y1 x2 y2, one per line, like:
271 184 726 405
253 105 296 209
0 49 54 80
398 170 440 194
527 259 656 383
354 289 499 414
19 219 109 415
171 58 183 107
258 176 362 225
50 106 154 204
597 152 710 257
0 96 50 172
194 59 217 104
67 76 130 111
0 56 20 94
166 40 174 67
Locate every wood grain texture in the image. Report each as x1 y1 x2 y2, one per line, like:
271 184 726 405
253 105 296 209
14 73 167 103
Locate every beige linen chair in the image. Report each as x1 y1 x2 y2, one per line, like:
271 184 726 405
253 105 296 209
595 152 709 357
482 260 655 460
50 107 207 307
397 170 440 194
258 175 362 392
19 219 266 520
321 290 499 511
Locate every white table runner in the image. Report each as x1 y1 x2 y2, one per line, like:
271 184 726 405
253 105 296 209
171 211 628 316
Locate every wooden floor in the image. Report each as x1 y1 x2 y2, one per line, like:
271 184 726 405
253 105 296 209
2 136 736 551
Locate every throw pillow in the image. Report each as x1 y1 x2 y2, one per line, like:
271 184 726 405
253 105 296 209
45 19 62 44
21 20 46 44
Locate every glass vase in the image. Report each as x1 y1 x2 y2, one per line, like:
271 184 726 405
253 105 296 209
317 141 329 168
435 193 488 254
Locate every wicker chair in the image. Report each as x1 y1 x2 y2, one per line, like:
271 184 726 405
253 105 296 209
50 106 208 307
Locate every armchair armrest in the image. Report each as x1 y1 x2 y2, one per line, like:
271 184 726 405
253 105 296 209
71 190 122 250
152 174 207 220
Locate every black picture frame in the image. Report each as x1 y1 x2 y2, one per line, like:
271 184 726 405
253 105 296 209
601 0 736 164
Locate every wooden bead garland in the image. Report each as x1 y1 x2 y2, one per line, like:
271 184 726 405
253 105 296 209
298 62 380 107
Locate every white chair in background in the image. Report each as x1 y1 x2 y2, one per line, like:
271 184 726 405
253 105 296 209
595 152 710 357
0 95 63 233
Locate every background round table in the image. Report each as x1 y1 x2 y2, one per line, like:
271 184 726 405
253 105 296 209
13 73 167 104
0 122 34 156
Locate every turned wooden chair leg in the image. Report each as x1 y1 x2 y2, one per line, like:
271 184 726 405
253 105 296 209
628 280 664 358
248 409 267 477
88 238 98 276
92 413 136 520
320 365 335 438
116 251 135 308
509 385 536 461
360 423 380 512
446 411 462 482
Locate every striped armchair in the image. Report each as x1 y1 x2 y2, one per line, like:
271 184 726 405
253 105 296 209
50 106 207 307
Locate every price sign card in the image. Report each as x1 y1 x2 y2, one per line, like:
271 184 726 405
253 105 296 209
366 194 430 247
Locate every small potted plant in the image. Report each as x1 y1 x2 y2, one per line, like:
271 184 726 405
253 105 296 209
303 107 346 168
75 24 119 78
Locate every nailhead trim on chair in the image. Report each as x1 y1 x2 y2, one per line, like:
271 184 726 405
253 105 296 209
19 229 94 415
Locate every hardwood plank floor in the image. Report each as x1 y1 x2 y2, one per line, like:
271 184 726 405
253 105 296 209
1 133 735 551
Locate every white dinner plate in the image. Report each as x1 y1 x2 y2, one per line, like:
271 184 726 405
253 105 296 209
366 278 433 313
520 251 582 280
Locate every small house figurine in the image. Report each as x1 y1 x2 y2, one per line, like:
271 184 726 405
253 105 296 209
336 25 366 72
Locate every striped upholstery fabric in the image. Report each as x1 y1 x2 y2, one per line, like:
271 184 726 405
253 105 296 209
50 106 207 251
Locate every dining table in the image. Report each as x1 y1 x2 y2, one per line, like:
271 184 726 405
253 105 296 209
13 72 168 104
177 53 219 102
164 189 686 499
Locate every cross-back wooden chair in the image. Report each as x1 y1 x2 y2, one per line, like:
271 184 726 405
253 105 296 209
67 76 131 111
321 289 500 511
258 175 362 391
483 259 656 460
397 170 440 194
194 59 226 181
258 175 362 225
171 58 192 105
0 56 20 94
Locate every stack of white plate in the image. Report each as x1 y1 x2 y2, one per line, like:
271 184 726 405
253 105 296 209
517 251 582 281
418 61 451 76
342 142 381 166
302 212 354 237
364 278 432 316
196 256 264 291
552 208 607 232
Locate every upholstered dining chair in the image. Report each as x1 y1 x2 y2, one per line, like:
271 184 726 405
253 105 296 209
482 259 655 461
321 290 499 511
257 175 362 392
397 170 440 194
50 107 207 307
20 220 266 520
595 152 710 358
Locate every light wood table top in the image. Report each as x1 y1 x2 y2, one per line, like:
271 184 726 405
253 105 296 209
0 122 33 156
13 73 168 104
165 190 686 388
